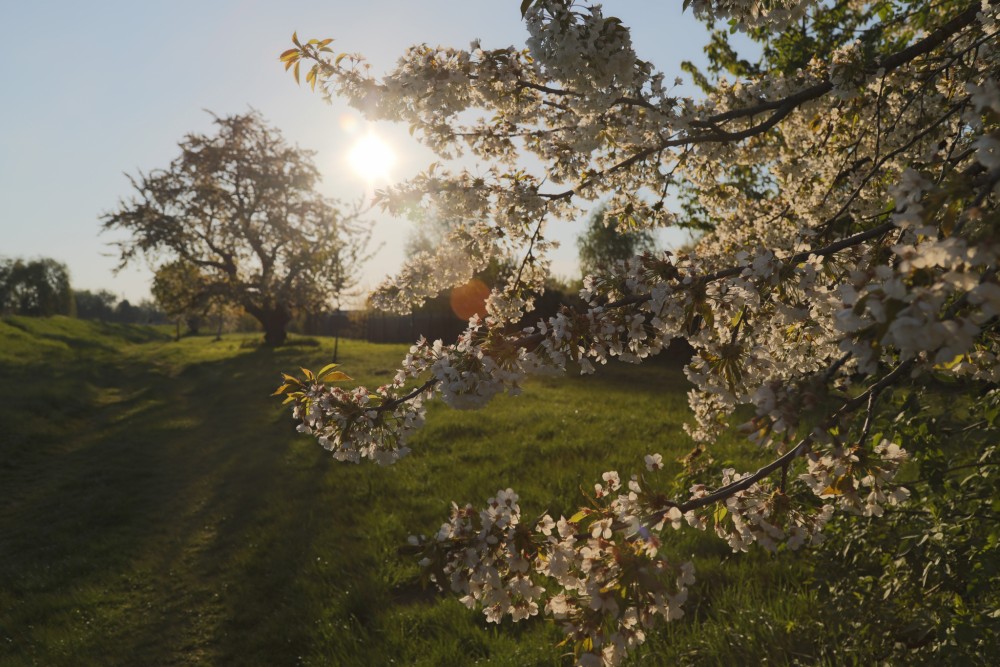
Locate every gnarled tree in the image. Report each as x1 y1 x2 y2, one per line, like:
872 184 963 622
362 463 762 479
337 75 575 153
103 111 371 346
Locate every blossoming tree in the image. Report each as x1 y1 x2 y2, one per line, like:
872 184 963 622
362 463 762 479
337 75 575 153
275 1 1000 663
104 112 372 347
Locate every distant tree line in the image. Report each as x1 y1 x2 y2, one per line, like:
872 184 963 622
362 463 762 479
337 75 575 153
0 257 73 317
0 256 167 324
73 288 169 325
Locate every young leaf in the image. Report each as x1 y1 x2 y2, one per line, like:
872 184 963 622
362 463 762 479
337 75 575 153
316 363 340 378
713 505 728 523
821 475 854 496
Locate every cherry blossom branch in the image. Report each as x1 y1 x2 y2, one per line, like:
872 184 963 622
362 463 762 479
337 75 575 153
532 0 989 201
368 217 902 421
599 218 896 311
694 0 989 128
380 378 438 411
656 358 917 517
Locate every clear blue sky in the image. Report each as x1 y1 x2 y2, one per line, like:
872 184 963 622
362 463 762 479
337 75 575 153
0 1 720 304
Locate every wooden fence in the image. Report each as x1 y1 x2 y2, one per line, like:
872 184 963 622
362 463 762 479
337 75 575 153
299 310 696 365
300 310 467 344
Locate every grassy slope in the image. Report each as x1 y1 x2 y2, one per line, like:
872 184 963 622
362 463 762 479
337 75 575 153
0 317 827 666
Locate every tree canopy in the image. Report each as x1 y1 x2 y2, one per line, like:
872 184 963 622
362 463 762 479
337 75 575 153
276 2 1000 663
0 257 74 317
103 111 371 346
577 205 657 279
73 289 118 321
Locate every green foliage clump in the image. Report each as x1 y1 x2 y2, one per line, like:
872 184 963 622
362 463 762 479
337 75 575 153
577 205 657 279
811 385 1000 663
0 257 74 317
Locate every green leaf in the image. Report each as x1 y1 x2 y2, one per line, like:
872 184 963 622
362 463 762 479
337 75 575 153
317 363 352 383
713 505 728 523
316 363 340 378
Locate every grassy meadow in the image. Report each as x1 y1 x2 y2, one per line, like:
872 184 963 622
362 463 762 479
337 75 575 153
1 316 835 666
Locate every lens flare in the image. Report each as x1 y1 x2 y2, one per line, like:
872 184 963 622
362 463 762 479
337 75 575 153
338 113 360 134
450 279 490 321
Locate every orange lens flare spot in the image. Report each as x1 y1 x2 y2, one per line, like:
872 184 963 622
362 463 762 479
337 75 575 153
449 279 490 321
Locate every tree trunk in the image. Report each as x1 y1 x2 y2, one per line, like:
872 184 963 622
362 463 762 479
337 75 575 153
245 302 293 347
259 308 291 347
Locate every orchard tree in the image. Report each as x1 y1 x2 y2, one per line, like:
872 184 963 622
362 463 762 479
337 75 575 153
276 2 1000 663
577 204 657 279
151 260 216 337
103 111 371 346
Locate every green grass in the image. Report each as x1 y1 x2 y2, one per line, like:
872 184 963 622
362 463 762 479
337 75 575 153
1 316 831 666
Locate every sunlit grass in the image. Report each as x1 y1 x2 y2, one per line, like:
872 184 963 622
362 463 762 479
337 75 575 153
1 316 830 666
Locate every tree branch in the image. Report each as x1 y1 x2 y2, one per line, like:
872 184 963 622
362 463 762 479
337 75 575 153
662 358 916 516
535 0 989 202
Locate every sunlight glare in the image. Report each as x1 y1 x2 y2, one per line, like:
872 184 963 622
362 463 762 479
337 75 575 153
348 132 396 183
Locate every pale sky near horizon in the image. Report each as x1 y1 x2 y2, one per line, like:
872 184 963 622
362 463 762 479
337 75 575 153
0 1 723 306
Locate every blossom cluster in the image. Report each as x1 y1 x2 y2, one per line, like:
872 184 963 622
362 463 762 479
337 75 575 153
686 0 817 30
287 371 424 465
411 476 696 666
800 439 911 518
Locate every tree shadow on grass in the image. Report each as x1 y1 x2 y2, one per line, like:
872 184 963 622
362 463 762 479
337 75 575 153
0 334 703 667
0 343 371 665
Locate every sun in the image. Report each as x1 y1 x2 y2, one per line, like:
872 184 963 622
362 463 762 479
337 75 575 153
348 131 396 183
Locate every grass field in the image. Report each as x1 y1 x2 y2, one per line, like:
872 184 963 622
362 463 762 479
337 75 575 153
1 316 835 666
